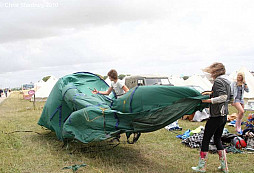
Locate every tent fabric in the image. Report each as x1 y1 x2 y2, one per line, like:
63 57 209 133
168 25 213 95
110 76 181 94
38 72 209 143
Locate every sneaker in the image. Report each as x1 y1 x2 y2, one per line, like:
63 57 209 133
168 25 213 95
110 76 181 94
236 130 243 135
230 120 236 124
228 120 236 127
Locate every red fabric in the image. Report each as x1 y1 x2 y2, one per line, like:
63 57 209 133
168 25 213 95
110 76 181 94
200 151 208 159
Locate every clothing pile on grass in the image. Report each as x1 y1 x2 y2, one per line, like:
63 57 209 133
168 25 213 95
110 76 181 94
227 113 247 127
164 120 182 131
181 108 210 122
243 113 254 151
176 114 254 154
176 126 205 149
227 113 254 151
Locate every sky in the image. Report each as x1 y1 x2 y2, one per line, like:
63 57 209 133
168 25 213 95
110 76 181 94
0 0 254 88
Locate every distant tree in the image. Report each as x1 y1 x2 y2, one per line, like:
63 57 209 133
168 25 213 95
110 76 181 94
42 76 51 82
103 76 108 80
118 74 126 80
251 71 254 76
95 74 104 79
182 76 189 80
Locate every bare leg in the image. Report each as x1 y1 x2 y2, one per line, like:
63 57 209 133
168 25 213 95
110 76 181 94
232 102 245 132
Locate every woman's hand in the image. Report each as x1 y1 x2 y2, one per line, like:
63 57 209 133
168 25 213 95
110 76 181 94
92 88 99 94
202 91 213 95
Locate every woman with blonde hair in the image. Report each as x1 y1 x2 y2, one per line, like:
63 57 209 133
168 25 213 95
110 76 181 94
192 62 231 173
231 72 249 135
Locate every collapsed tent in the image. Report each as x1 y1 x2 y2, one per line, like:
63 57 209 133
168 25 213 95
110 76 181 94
38 72 209 143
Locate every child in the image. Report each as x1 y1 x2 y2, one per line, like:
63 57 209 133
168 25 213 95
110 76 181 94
92 69 129 98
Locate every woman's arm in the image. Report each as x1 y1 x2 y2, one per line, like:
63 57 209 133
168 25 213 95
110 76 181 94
99 87 113 95
202 99 212 103
243 83 249 92
202 95 227 104
122 85 129 93
92 87 113 95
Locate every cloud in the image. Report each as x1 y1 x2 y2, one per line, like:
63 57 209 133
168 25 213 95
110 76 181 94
0 0 254 88
0 0 171 43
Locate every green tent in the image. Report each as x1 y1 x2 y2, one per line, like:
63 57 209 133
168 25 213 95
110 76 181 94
38 72 208 143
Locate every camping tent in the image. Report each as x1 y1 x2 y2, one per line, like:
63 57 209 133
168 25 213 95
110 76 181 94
184 74 212 91
168 75 185 86
38 72 209 143
34 79 45 91
33 76 58 101
229 66 254 98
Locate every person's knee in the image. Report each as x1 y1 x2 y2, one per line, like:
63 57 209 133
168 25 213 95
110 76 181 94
239 109 244 116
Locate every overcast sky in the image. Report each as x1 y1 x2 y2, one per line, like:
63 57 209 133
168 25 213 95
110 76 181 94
0 0 254 88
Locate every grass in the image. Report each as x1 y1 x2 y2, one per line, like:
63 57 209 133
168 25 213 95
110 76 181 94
0 92 254 173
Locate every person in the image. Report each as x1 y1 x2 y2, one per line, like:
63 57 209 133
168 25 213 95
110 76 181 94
92 69 129 142
4 88 8 97
92 69 129 98
231 72 249 135
0 89 3 97
192 62 231 173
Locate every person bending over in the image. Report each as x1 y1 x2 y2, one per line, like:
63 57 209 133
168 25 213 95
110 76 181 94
92 69 129 98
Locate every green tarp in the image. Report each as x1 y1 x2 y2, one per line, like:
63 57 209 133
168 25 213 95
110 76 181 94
38 72 208 143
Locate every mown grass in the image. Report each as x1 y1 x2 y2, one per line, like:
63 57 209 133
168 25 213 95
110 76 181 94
0 92 254 173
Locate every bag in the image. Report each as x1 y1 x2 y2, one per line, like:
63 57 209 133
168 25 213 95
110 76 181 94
246 137 254 149
243 114 254 135
232 136 247 149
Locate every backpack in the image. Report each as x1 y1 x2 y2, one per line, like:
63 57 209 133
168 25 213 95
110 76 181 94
232 136 247 149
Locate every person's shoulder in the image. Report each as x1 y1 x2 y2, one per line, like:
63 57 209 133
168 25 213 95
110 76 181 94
116 80 124 86
216 75 231 84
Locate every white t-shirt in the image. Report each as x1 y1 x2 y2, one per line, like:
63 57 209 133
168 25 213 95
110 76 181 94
111 80 125 96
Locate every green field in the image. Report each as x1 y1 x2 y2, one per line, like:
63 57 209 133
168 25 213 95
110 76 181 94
0 92 253 173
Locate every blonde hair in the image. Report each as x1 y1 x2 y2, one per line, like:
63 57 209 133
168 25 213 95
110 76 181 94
203 62 226 79
236 72 245 86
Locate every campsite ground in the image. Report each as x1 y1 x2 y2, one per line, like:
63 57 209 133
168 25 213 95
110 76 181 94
0 92 254 173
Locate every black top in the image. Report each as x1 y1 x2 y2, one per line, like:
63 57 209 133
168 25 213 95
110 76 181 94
209 75 232 117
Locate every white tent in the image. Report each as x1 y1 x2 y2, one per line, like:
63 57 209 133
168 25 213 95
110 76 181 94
33 76 58 101
229 66 254 98
168 75 185 86
184 74 212 91
34 79 45 91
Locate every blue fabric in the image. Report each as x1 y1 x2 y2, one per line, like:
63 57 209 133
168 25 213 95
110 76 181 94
176 129 191 139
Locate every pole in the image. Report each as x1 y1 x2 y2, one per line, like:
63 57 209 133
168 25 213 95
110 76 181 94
33 94 35 110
